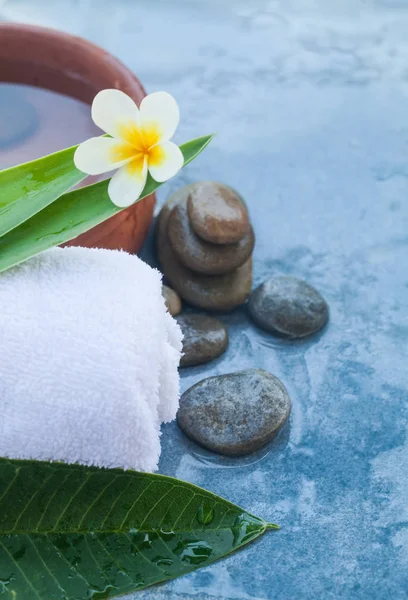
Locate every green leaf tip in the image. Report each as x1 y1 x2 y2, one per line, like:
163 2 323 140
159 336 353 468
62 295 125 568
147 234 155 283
266 522 280 530
0 457 273 598
180 133 214 165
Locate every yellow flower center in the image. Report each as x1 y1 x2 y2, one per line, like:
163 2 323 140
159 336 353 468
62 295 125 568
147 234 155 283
111 121 165 175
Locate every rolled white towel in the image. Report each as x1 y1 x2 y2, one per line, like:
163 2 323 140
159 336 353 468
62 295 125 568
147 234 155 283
0 246 183 472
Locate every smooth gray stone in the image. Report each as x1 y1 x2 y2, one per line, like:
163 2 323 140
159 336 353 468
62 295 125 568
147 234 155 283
177 314 228 367
177 369 291 456
187 181 250 244
167 201 254 275
248 275 329 338
156 188 253 310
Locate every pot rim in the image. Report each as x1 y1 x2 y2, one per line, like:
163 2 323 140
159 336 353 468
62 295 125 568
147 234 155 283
0 22 146 105
0 23 156 253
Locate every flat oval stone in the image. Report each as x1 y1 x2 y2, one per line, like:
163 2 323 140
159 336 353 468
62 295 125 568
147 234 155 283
187 182 250 244
248 275 329 338
159 236 253 311
162 285 182 316
156 191 252 311
167 201 254 275
177 369 291 456
177 314 228 367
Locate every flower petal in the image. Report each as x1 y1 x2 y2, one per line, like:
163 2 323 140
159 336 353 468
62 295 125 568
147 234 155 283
148 141 184 183
91 89 140 139
108 156 148 207
74 137 130 175
140 91 179 143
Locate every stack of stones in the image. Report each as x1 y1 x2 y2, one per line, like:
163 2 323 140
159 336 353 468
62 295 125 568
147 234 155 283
156 181 254 311
157 181 329 458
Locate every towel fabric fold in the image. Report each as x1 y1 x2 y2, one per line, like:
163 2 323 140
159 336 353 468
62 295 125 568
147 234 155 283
0 246 183 472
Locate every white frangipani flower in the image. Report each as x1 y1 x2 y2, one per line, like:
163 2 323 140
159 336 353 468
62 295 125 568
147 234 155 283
74 89 184 207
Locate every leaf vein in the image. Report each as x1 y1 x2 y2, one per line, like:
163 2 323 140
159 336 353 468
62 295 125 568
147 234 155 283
77 474 120 529
12 473 54 531
25 534 66 595
99 477 132 530
119 480 155 529
52 472 91 532
138 485 178 530
93 535 133 585
0 467 20 506
124 533 168 578
35 470 71 531
0 539 42 600
45 534 91 589
172 492 197 530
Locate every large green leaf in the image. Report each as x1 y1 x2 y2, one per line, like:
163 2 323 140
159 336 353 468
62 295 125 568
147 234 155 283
0 458 277 598
0 135 213 274
0 145 86 238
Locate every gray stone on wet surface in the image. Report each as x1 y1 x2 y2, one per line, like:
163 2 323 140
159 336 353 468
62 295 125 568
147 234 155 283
167 201 254 275
162 285 182 316
248 275 329 338
159 234 253 311
177 369 291 456
177 314 228 367
156 188 253 310
187 181 250 244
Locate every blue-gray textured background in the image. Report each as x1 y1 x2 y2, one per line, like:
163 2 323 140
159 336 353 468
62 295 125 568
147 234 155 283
1 1 407 598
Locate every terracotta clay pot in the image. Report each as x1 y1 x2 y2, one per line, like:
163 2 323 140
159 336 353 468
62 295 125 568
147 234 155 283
0 23 155 254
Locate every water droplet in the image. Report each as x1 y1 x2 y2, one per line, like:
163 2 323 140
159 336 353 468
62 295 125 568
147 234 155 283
176 540 213 565
159 528 175 541
0 574 15 593
133 574 144 588
140 533 152 549
231 513 263 546
91 585 118 599
196 503 214 525
152 556 173 567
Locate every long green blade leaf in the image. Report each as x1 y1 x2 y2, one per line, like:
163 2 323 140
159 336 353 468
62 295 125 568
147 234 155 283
0 458 277 598
0 135 213 274
0 145 86 238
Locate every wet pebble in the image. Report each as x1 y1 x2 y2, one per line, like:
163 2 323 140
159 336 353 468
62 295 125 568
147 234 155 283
158 235 253 311
248 275 329 338
187 181 250 244
177 369 291 456
177 314 228 367
167 201 254 275
162 285 182 316
157 194 252 310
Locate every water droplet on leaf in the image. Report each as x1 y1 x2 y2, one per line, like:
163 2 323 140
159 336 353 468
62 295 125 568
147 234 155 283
177 540 213 565
152 556 173 567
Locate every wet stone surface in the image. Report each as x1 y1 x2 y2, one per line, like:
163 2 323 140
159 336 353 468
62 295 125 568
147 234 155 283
157 190 253 310
177 369 291 455
167 201 254 275
159 239 253 311
187 181 250 244
248 275 329 338
177 314 228 367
